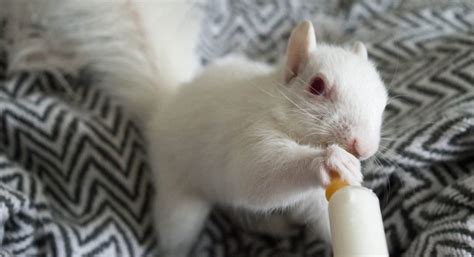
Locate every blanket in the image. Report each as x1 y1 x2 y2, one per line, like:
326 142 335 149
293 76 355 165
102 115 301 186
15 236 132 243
0 0 473 256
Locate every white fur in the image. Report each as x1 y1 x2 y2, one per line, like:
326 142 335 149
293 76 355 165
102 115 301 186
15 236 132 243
10 2 388 255
130 0 203 86
149 41 387 255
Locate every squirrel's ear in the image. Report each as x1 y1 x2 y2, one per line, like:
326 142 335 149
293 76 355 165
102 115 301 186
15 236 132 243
285 20 316 82
352 41 368 60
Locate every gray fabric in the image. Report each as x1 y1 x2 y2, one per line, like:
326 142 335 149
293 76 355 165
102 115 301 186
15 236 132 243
1 0 473 256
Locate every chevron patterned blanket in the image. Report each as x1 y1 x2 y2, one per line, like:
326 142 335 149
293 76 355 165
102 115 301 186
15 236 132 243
0 0 473 256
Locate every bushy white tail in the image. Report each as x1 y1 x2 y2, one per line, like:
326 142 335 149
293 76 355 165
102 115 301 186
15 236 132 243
2 0 203 118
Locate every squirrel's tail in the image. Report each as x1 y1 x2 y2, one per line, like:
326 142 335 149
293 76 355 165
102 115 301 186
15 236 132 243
3 0 203 118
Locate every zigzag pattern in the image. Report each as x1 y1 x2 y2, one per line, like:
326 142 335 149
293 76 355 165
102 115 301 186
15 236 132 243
1 0 473 256
199 0 340 64
0 71 156 256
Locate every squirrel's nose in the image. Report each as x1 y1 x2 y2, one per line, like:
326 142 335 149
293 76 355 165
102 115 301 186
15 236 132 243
347 138 373 160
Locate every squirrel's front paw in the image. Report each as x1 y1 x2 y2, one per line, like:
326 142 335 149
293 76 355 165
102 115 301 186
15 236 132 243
318 144 362 186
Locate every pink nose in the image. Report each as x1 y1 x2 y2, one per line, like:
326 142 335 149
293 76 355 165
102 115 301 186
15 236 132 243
348 139 374 160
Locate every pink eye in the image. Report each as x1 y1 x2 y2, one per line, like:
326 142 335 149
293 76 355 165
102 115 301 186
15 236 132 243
309 77 326 96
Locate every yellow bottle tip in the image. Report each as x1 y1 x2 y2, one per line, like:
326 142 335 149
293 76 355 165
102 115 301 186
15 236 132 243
325 177 349 201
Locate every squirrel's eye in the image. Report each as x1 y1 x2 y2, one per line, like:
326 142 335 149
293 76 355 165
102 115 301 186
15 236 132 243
309 77 325 96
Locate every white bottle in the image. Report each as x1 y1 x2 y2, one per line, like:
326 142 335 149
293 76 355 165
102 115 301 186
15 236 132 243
326 179 389 257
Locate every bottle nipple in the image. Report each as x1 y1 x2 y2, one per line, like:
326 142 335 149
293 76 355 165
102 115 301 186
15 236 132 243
325 175 349 201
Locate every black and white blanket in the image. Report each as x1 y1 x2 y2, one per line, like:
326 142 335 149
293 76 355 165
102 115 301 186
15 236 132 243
0 0 473 256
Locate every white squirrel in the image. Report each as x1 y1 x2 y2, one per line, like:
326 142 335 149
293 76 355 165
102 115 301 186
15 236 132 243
33 1 388 256
149 22 387 257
